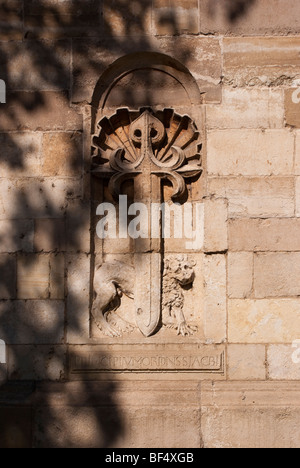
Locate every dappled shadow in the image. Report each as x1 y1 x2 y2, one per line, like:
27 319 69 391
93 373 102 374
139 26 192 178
0 0 202 448
206 0 257 23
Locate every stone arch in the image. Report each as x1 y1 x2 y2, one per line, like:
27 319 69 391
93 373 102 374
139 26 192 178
91 52 202 132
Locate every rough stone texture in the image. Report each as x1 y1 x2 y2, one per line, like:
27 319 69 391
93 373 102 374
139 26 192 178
268 345 300 380
103 0 153 37
296 177 300 217
228 345 266 380
204 255 226 343
206 89 284 129
0 133 42 178
42 132 83 177
50 254 65 300
153 0 199 36
229 299 300 344
0 407 32 449
0 1 23 40
285 89 300 128
202 382 300 448
0 220 34 253
200 0 300 36
207 130 294 176
295 132 300 173
0 254 16 299
204 198 228 253
0 300 64 344
228 252 253 299
208 177 295 218
8 345 66 381
17 254 50 299
254 253 300 298
229 218 300 252
224 37 300 87
34 219 66 252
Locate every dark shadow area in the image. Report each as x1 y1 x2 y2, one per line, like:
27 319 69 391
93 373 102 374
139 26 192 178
0 0 201 448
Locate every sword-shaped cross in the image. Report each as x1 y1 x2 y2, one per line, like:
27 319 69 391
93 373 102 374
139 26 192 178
93 108 202 337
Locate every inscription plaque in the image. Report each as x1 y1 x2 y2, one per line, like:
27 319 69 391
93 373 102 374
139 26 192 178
69 345 225 378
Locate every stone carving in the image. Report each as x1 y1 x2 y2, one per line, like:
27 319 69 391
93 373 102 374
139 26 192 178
92 107 202 338
162 256 197 336
92 257 196 338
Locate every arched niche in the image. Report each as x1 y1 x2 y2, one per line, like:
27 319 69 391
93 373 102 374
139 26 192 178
91 52 202 133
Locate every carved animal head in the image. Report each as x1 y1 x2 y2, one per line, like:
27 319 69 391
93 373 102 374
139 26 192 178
164 256 195 286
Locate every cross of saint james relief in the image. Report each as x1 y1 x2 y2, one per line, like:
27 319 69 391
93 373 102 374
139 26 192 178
92 108 202 338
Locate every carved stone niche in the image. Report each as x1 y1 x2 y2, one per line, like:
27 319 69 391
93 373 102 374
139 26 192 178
73 53 225 378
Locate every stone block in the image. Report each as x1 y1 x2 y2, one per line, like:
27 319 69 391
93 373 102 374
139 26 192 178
228 344 266 380
254 253 300 298
24 0 103 38
268 345 300 380
0 178 82 220
296 177 300 217
204 254 226 343
206 89 284 129
0 91 83 131
0 300 65 344
34 219 66 252
202 381 300 448
17 254 50 299
66 199 91 254
207 130 294 177
50 254 65 300
200 0 300 36
0 220 34 253
229 299 300 344
295 132 300 173
8 345 66 381
42 132 83 177
0 254 16 299
66 254 90 344
103 0 152 37
0 132 42 177
0 1 23 40
228 252 253 299
0 40 70 91
153 0 199 35
285 89 300 128
204 198 228 253
229 218 300 252
0 407 32 448
208 177 295 218
224 37 300 87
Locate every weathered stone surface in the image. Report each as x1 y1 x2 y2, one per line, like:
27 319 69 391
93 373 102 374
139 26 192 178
295 132 300 173
204 198 228 253
202 382 300 448
103 0 152 37
224 37 300 87
0 178 82 220
207 130 294 176
50 254 65 300
0 220 34 253
0 254 16 299
200 0 300 36
228 345 266 380
153 0 199 35
0 133 42 177
228 252 253 299
0 1 23 40
34 219 66 252
268 345 300 381
229 218 300 252
66 254 90 344
204 255 226 343
66 199 91 254
296 177 300 217
208 177 295 218
254 253 300 298
0 92 83 131
0 300 64 344
24 0 103 38
229 299 300 343
17 254 50 300
285 89 300 128
206 89 284 129
8 345 66 381
0 40 70 91
0 407 32 448
42 132 83 177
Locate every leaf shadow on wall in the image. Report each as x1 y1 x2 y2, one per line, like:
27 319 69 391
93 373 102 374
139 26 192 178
0 0 202 448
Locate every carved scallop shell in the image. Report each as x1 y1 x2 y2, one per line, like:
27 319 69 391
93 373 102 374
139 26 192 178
92 108 201 167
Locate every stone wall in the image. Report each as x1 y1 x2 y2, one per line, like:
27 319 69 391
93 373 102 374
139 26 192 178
0 0 300 448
